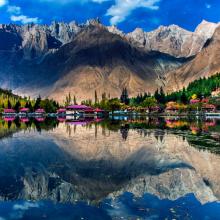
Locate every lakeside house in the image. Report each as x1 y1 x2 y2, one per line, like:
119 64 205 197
57 117 66 122
3 117 16 122
35 108 46 116
201 104 216 113
165 102 179 113
57 108 66 115
147 106 160 113
19 108 30 115
66 105 94 115
35 117 45 122
20 118 29 123
3 109 16 116
190 99 200 104
94 108 105 115
165 106 179 113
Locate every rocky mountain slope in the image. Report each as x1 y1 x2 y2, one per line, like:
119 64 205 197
127 20 219 58
165 25 220 92
40 24 186 102
0 19 219 101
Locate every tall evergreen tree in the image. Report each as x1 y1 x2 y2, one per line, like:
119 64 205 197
7 100 12 109
14 100 21 112
34 95 41 110
120 88 129 105
180 88 188 104
95 90 98 104
73 96 77 105
159 87 166 104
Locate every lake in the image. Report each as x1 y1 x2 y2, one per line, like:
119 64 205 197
0 116 220 220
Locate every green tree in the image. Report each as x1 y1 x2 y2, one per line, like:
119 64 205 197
65 92 72 106
120 88 129 105
34 95 41 110
73 95 77 105
108 98 121 113
180 88 188 104
142 97 157 112
40 99 58 113
95 90 98 104
7 99 12 109
14 100 21 112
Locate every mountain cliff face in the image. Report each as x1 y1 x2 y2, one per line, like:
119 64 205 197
127 20 219 58
0 19 219 101
0 22 81 60
165 25 220 92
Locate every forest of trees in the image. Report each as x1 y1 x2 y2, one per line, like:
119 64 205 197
0 89 59 113
80 73 220 112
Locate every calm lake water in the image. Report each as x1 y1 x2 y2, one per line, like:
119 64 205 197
0 116 220 220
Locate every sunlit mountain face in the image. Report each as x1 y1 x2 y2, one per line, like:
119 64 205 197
0 117 219 219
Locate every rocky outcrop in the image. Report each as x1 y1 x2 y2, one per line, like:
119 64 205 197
0 21 81 60
49 21 81 44
107 25 125 38
127 20 219 58
195 20 219 41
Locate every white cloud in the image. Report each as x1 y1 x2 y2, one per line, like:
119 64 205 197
11 15 41 24
13 202 39 211
7 5 21 14
8 4 41 24
205 3 211 9
0 0 7 7
38 0 109 3
11 202 40 220
106 0 161 25
92 0 110 3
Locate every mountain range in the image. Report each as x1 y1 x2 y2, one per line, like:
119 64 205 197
0 19 219 102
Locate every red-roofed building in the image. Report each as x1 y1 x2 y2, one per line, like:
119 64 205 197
19 108 29 115
149 106 160 113
57 108 66 115
202 104 216 113
35 117 45 122
94 108 105 114
57 117 66 122
4 109 16 115
20 118 29 123
201 98 209 103
190 99 200 104
66 105 94 115
165 102 179 113
4 117 16 122
35 109 45 115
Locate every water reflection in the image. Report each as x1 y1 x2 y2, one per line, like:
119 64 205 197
0 116 219 218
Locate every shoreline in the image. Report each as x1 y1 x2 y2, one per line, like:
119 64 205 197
1 112 220 118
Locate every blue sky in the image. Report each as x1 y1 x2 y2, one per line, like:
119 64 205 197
0 0 220 32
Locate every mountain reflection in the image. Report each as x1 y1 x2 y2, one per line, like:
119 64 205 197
0 117 219 205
